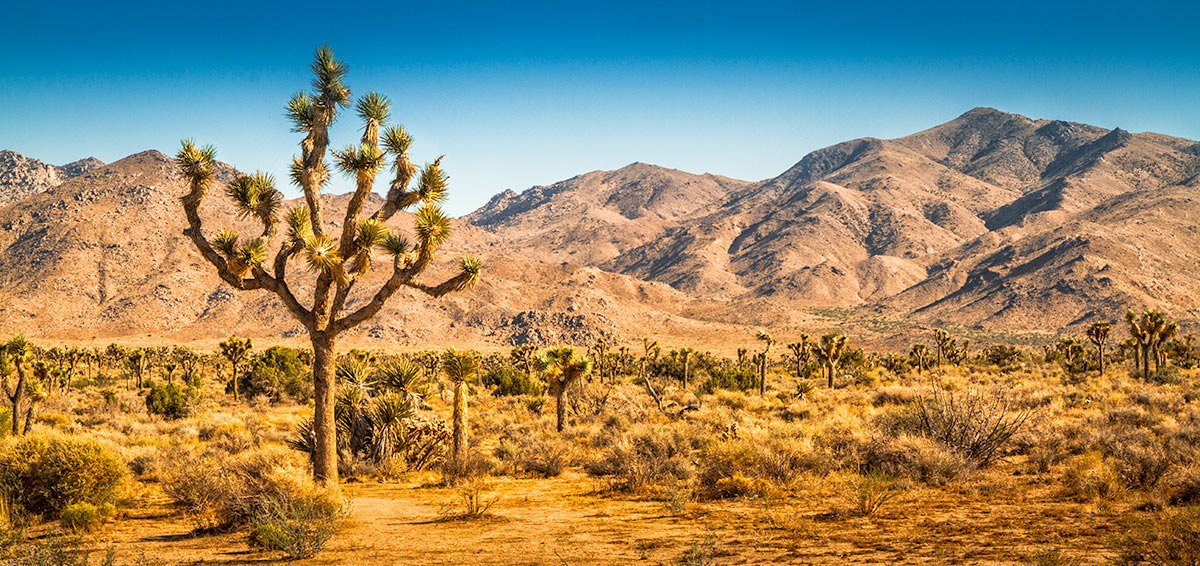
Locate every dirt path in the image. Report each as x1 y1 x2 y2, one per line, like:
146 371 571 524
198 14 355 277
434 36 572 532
97 469 1128 565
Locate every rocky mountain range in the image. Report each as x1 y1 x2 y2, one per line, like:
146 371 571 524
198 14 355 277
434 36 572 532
0 150 104 205
2 107 1198 348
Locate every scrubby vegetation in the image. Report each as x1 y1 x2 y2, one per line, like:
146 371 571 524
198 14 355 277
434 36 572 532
2 306 1200 562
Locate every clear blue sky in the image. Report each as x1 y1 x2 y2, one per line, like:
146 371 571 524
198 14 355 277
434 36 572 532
3 1 1198 215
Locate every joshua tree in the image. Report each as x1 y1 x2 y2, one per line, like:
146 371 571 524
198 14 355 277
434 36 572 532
1126 310 1176 379
1055 337 1085 372
1087 321 1113 377
815 333 847 388
2 336 32 436
787 334 811 379
126 349 148 389
509 345 538 377
910 343 930 374
933 328 953 367
755 330 775 395
219 336 253 401
591 338 609 383
736 348 748 370
442 349 478 462
539 347 594 433
177 46 480 485
679 347 694 390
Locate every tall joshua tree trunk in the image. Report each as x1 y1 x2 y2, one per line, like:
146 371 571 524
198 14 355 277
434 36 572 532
311 333 338 482
177 46 480 486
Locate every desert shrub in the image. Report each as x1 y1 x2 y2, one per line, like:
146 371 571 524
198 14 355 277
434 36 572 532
700 367 759 394
1109 432 1176 490
2 535 125 566
1107 407 1163 430
437 477 498 521
982 345 1024 370
239 347 312 403
37 413 72 430
872 386 920 407
160 446 314 531
844 472 903 516
144 382 192 420
494 433 574 477
696 439 772 500
862 434 972 486
59 502 115 533
0 409 10 439
481 367 541 397
585 426 696 492
914 380 1032 466
440 450 497 483
0 434 125 515
249 488 348 560
1113 505 1200 565
1063 452 1123 501
1170 466 1200 505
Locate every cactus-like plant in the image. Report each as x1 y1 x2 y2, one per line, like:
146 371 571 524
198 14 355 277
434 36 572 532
2 335 32 435
1087 321 1112 377
175 46 480 485
815 333 847 388
755 330 775 395
538 347 593 433
219 336 253 401
442 349 479 462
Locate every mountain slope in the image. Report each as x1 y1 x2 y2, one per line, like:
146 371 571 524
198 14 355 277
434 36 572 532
464 163 749 265
0 150 105 205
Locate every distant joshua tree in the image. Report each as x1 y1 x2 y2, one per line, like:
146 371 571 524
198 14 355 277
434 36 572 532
176 46 480 485
815 333 847 388
756 330 776 395
538 347 594 433
1126 310 1177 379
219 336 253 401
910 343 930 374
1087 321 1112 377
442 349 479 462
786 334 811 380
1 336 32 436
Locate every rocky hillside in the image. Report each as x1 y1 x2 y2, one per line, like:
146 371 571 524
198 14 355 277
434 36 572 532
465 163 749 265
2 107 1198 345
0 151 749 347
0 150 104 205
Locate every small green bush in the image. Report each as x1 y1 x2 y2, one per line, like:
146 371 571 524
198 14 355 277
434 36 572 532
60 501 115 533
144 383 192 420
249 489 348 559
0 434 126 515
701 368 759 393
238 346 312 403
481 367 541 397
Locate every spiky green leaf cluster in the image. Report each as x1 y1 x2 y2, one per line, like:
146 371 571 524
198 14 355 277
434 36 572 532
311 45 350 110
416 159 448 204
453 256 482 291
213 228 239 256
378 359 421 392
379 233 410 257
414 204 451 250
285 207 313 243
175 139 216 180
225 172 281 225
356 92 390 124
303 234 342 277
382 125 413 155
442 349 479 383
334 144 386 175
355 219 390 250
286 92 316 133
235 238 268 272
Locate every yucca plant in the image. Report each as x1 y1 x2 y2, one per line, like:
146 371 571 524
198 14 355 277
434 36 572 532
177 45 480 485
1 336 32 435
538 347 593 433
1086 321 1112 377
219 336 253 401
755 330 775 395
442 349 479 462
815 333 848 388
